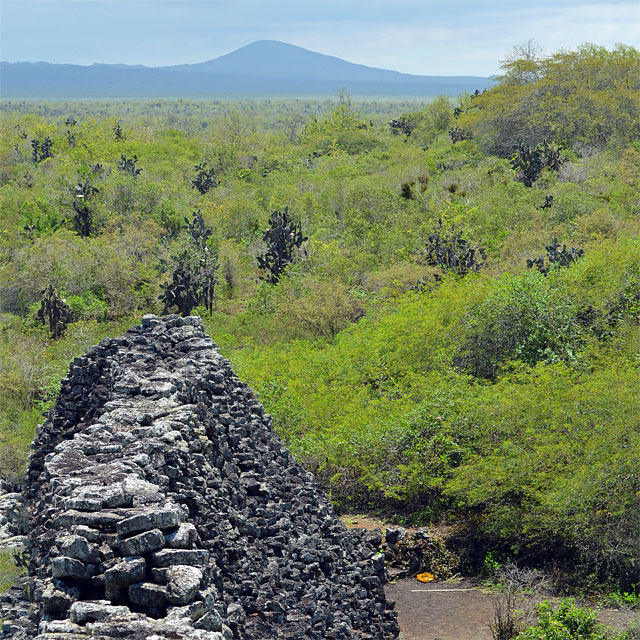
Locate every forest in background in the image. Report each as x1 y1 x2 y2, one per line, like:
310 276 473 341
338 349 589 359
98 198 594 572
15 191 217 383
1 43 639 605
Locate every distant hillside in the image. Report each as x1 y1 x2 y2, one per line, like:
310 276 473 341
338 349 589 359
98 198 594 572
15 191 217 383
1 40 491 98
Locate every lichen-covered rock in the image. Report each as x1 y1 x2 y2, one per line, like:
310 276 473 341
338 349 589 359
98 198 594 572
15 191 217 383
68 601 130 624
103 557 146 588
116 508 182 536
117 529 164 556
57 536 100 564
128 581 167 608
165 523 197 549
151 549 210 568
51 557 98 581
41 580 80 614
166 566 202 605
3 315 399 639
0 481 28 550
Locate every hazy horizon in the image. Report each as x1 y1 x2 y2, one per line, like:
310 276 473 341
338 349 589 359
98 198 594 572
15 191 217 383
1 0 638 76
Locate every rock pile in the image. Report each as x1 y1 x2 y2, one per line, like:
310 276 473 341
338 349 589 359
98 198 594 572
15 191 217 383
2 315 399 639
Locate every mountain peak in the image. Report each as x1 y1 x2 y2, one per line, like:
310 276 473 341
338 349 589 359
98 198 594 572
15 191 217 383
1 41 492 98
239 40 303 48
189 39 360 76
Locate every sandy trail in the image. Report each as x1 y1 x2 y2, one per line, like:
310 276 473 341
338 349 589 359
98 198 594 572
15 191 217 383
385 578 636 640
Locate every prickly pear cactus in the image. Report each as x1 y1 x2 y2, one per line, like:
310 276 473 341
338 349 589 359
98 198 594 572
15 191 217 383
257 207 308 284
36 284 73 338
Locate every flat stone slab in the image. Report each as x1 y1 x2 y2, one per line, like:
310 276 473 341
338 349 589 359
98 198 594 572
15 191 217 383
69 600 130 624
103 557 146 588
129 581 167 608
151 549 210 568
118 528 165 556
116 508 181 536
51 557 97 581
64 497 104 512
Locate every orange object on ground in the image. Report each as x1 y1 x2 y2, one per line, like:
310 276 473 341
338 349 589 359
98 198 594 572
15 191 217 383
416 572 435 583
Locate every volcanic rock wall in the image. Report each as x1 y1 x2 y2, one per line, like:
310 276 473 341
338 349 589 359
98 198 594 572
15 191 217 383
2 315 399 640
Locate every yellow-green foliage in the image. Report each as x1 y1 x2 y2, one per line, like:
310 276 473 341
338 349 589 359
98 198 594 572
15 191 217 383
400 95 454 146
459 43 640 155
0 45 639 590
0 549 25 592
299 94 377 154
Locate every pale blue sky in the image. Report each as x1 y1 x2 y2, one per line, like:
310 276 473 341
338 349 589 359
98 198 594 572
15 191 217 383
1 0 638 75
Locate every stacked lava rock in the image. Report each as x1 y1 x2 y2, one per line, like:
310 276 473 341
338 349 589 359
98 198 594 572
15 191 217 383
3 315 398 640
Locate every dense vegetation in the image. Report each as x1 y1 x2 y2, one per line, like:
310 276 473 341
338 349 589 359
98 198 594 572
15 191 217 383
1 43 639 600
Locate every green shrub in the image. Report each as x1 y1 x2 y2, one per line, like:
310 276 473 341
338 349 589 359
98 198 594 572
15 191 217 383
455 271 582 379
604 588 640 609
0 94 638 595
516 599 627 640
445 359 640 585
275 280 364 340
65 291 108 321
18 198 62 236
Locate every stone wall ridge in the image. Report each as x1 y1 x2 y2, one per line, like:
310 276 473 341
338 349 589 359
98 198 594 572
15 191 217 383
1 315 399 640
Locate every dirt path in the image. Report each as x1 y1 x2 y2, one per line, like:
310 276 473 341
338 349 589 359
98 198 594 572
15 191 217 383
384 578 636 640
385 579 496 640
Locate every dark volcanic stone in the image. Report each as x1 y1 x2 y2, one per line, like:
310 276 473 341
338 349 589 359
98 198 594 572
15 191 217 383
166 565 202 605
42 580 81 614
116 507 182 536
69 600 130 624
165 522 198 548
103 557 146 588
58 534 101 564
128 582 168 608
118 528 165 556
12 315 399 640
51 557 97 581
151 548 210 568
